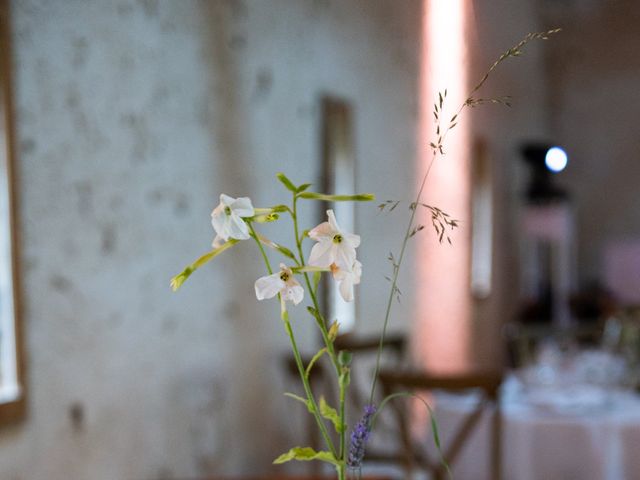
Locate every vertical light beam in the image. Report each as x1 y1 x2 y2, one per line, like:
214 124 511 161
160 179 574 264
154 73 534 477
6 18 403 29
414 0 471 373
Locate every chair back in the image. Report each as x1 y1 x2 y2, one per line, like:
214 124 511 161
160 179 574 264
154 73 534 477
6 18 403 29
377 369 504 480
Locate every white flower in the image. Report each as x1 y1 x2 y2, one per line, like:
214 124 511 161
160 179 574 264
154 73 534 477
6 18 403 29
308 210 360 271
211 194 255 244
331 260 362 302
211 235 225 249
255 264 304 305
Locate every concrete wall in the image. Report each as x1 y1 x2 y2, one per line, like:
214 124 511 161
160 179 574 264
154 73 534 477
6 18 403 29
0 0 554 477
2 0 422 478
541 0 640 290
466 0 550 368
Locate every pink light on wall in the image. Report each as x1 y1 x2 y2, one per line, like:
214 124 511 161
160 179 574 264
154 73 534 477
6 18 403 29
413 0 471 373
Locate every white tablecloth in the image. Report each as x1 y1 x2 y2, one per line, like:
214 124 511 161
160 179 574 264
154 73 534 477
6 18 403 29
430 377 640 480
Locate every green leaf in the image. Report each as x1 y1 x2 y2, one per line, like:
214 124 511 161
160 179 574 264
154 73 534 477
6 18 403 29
305 348 327 379
297 192 375 202
319 396 343 433
328 321 340 342
276 172 298 192
296 183 312 193
170 239 239 291
284 393 312 413
270 204 291 213
338 350 352 367
251 212 279 223
254 205 291 215
339 368 350 388
256 234 297 261
307 306 322 322
273 447 339 466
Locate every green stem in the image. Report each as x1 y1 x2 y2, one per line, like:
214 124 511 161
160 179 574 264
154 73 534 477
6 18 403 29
366 38 501 403
292 194 341 375
338 368 348 478
248 222 337 458
283 314 338 458
248 223 273 275
292 194 347 470
368 154 436 404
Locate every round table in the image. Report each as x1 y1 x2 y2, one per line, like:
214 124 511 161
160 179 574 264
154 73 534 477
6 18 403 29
431 376 640 480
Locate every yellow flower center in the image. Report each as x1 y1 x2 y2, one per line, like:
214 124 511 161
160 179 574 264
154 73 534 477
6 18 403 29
224 206 232 215
333 234 343 244
280 272 290 282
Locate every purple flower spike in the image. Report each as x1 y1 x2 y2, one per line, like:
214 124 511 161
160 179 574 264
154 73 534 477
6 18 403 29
347 404 377 469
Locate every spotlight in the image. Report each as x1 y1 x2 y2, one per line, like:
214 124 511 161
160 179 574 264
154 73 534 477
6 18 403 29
545 146 568 173
520 142 568 203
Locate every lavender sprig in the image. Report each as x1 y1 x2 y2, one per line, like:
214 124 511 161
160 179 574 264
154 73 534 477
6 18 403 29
347 404 377 470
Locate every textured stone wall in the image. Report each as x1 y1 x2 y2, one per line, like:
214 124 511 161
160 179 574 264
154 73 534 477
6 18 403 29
1 0 422 478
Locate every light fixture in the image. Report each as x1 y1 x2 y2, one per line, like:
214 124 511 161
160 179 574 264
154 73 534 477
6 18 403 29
545 146 568 173
521 143 568 204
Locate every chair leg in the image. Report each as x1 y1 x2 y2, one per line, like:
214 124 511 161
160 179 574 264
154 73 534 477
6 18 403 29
383 384 415 478
490 401 502 480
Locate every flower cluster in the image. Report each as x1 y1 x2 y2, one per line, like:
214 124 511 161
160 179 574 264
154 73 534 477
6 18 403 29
172 30 560 479
255 263 304 305
346 404 377 470
308 210 362 302
210 194 255 247
209 195 362 306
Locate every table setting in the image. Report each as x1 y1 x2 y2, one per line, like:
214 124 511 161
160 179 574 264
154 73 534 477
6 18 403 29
428 339 640 480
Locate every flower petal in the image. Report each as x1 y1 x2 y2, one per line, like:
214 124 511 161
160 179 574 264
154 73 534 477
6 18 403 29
308 240 335 268
351 260 362 285
334 244 356 271
227 213 251 240
331 263 345 281
283 283 305 305
327 209 340 232
211 234 225 249
220 193 235 206
211 206 229 240
231 196 255 217
309 221 334 240
333 260 361 302
345 233 361 248
339 275 355 302
255 273 285 300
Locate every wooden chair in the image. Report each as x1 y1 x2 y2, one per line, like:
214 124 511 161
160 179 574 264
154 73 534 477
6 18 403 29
335 333 406 411
377 369 503 480
283 334 407 475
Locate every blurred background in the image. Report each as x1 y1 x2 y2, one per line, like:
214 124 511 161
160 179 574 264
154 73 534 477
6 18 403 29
0 0 639 479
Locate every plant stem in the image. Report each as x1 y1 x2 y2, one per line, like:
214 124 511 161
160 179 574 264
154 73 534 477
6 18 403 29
248 222 338 458
368 153 437 404
292 195 349 473
292 194 341 375
283 313 338 458
248 223 273 275
338 367 348 480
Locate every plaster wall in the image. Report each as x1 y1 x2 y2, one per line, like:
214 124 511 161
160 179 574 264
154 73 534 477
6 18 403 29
0 0 553 477
1 0 422 478
541 1 640 291
463 0 549 368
